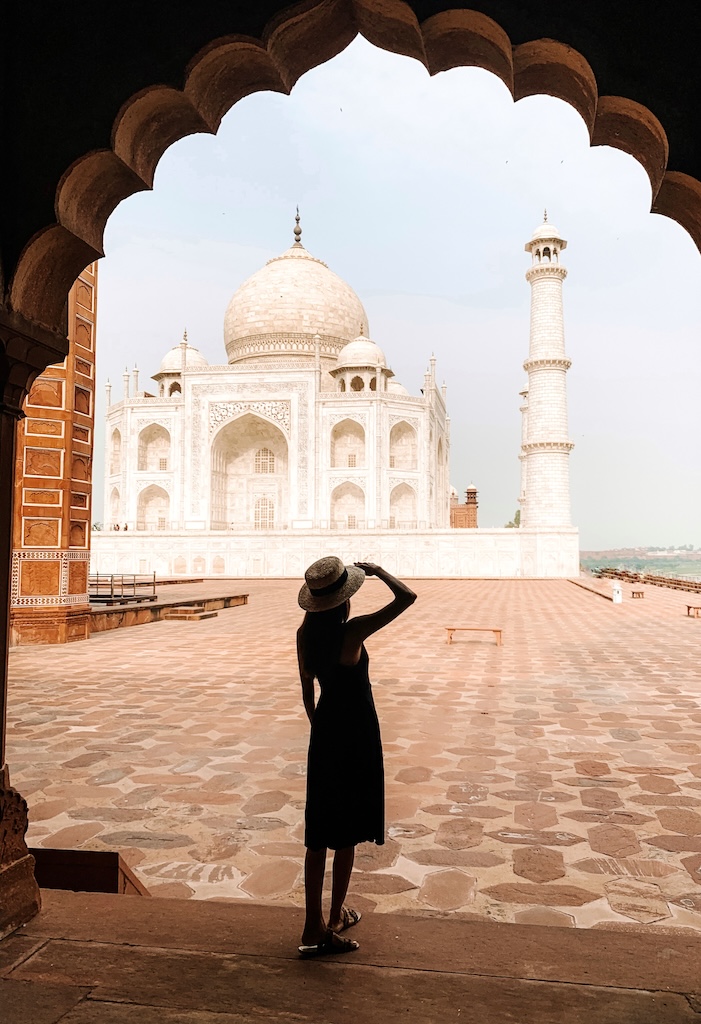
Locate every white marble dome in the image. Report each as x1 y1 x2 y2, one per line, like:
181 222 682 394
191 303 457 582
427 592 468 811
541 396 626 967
529 220 565 243
387 379 409 395
223 238 368 365
336 335 386 369
155 342 209 376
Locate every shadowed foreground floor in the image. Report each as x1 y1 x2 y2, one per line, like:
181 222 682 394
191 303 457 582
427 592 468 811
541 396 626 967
3 890 701 1023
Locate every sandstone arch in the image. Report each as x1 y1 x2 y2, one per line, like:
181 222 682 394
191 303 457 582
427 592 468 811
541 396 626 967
6 3 701 341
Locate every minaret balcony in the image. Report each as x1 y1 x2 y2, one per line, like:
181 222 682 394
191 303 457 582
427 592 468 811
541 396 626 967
522 441 574 453
523 357 572 372
525 265 567 282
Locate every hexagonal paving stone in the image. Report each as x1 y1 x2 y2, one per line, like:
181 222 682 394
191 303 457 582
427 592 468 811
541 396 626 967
644 835 701 853
513 802 558 830
587 824 641 858
637 774 680 794
656 808 701 835
580 788 623 811
434 819 484 850
514 907 575 927
487 828 584 847
418 869 476 911
481 883 598 906
394 766 432 785
513 846 566 883
574 760 611 777
669 893 701 913
681 854 701 884
604 878 672 924
355 838 400 870
571 857 679 878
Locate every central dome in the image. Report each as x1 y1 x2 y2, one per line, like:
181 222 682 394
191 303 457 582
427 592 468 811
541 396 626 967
223 221 368 366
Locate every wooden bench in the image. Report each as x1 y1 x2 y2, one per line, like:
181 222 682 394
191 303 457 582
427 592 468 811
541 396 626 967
446 627 502 646
686 605 701 618
631 590 644 598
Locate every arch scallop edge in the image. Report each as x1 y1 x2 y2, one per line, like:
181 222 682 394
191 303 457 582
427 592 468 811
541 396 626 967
9 0 701 333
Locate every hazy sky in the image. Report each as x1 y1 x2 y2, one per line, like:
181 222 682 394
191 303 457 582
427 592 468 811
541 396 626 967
95 36 701 549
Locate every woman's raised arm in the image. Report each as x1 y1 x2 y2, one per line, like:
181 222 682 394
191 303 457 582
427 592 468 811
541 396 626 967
341 563 416 660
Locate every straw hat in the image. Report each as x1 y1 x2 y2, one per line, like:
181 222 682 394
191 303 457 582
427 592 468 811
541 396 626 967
298 555 366 612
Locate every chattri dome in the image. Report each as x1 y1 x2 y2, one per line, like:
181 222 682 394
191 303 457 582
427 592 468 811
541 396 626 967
336 334 387 369
223 214 368 365
528 211 566 245
154 340 209 378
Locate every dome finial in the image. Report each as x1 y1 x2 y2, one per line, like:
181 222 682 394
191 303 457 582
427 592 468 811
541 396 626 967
294 206 302 246
543 208 548 223
182 328 188 345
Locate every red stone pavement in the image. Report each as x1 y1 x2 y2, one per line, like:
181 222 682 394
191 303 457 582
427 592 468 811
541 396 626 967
7 577 701 931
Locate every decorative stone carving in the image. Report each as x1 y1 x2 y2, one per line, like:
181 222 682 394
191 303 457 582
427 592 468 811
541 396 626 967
23 518 60 547
209 400 291 436
19 560 61 596
11 550 90 607
0 767 41 939
24 447 62 477
26 378 63 408
25 418 63 436
0 775 32 865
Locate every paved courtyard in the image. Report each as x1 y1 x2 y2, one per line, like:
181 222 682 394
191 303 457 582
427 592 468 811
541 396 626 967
7 577 701 931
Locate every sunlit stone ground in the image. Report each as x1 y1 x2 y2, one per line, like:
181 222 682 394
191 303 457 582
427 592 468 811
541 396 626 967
8 577 701 931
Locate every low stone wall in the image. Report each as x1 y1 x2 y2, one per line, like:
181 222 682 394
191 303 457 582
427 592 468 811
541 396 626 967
92 528 579 578
90 593 248 633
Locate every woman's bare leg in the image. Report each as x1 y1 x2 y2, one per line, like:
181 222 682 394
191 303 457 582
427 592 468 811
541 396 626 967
301 847 327 945
329 846 355 930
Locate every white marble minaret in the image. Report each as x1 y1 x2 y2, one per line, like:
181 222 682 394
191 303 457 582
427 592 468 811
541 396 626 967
520 214 574 528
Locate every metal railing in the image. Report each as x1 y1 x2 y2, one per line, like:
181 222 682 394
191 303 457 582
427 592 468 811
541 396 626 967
89 573 157 604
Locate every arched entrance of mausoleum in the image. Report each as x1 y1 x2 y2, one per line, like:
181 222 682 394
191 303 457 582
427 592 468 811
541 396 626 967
3 0 701 940
210 414 289 531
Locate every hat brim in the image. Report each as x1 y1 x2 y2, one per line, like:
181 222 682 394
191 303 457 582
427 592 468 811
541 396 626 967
298 564 366 612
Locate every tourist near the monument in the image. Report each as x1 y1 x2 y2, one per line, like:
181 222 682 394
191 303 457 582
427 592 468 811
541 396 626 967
296 556 417 956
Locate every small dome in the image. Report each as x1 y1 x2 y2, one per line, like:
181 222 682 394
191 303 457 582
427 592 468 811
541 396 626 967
530 221 562 241
156 343 208 375
336 335 386 369
387 379 409 395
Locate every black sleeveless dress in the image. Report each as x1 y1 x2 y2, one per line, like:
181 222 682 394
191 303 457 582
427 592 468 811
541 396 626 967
304 640 385 851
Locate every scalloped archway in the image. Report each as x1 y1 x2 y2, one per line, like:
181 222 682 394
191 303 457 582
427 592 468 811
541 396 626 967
7 1 701 338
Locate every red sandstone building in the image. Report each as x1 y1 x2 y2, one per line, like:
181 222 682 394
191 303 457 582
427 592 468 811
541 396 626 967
10 267 97 645
450 484 478 529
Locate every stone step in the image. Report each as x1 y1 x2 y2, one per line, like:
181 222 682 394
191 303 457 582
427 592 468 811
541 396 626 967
162 609 218 621
3 890 701 1024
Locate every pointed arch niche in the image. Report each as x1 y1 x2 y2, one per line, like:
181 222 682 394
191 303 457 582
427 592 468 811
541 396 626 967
138 424 171 472
110 429 122 475
210 413 288 530
137 484 170 531
109 486 120 526
390 483 416 529
389 421 417 471
331 419 365 469
331 482 365 529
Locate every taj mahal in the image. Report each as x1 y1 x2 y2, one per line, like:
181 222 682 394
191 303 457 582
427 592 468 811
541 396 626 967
91 213 579 578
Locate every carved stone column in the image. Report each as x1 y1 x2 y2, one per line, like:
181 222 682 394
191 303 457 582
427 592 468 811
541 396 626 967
0 308 68 936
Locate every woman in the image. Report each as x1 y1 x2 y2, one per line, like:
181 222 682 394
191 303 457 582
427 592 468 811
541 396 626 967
297 555 417 957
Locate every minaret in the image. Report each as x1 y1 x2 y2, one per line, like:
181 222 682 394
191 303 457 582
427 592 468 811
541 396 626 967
518 388 528 515
521 213 574 528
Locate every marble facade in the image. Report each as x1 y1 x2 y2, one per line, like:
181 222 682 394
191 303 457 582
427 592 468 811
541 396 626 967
93 218 579 578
